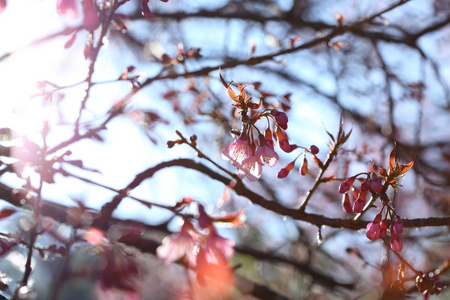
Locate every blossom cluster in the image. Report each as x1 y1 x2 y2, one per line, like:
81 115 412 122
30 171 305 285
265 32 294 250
156 203 239 289
219 71 291 181
338 142 414 254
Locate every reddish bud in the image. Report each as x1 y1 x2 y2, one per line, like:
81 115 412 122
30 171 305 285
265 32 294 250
338 176 355 194
373 213 382 223
310 145 319 154
342 193 352 213
300 157 308 176
366 221 380 241
390 234 403 252
360 177 371 192
278 161 295 179
353 198 365 214
271 109 288 130
392 215 403 234
370 172 383 193
197 204 212 229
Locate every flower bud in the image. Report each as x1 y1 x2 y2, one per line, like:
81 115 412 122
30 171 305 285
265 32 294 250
271 109 288 130
310 145 319 154
353 198 365 214
366 221 380 240
390 233 403 252
342 193 352 213
360 177 371 192
338 176 356 194
277 161 295 179
392 215 403 234
300 157 308 176
370 172 383 193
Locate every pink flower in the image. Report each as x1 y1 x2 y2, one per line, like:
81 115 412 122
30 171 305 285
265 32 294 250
236 155 263 182
56 0 79 19
223 135 263 181
222 135 252 167
255 135 278 167
204 232 235 262
156 221 197 266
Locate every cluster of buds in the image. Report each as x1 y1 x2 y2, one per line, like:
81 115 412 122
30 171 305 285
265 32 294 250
339 142 415 253
277 144 320 178
339 172 405 252
416 272 444 299
365 206 404 252
220 70 291 181
157 201 241 291
339 171 383 214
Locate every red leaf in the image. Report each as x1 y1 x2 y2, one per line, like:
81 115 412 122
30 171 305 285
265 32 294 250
389 146 396 172
227 86 239 102
219 68 229 88
396 160 414 176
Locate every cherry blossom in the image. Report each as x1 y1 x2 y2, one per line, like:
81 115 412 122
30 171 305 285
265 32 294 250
236 155 263 182
255 136 278 167
221 134 252 168
156 221 197 266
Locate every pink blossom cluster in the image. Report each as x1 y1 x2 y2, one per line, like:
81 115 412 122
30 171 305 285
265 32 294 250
157 204 236 286
222 109 291 181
